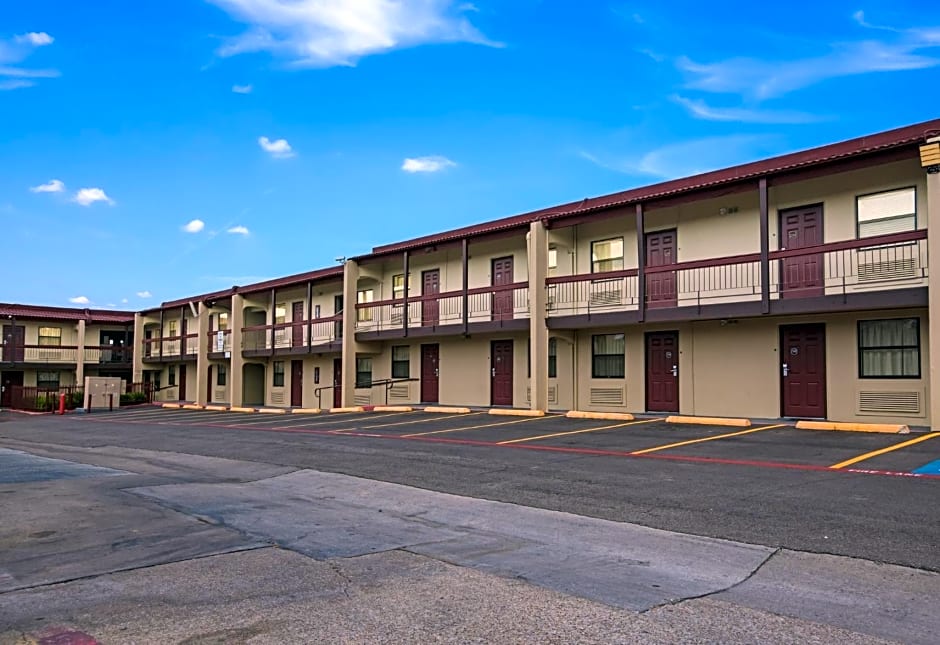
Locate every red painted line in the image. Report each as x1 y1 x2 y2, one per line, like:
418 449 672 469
75 415 940 481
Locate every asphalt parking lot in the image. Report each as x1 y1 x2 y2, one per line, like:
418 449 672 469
84 406 940 478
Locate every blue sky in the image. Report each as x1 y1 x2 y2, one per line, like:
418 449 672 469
2 0 939 308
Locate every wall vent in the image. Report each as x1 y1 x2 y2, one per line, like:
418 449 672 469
857 390 922 416
354 393 372 406
270 391 285 405
525 385 558 404
213 389 226 402
389 383 410 399
858 258 917 282
590 387 624 405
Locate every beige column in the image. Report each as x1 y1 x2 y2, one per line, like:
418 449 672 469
76 319 86 388
195 302 210 406
528 220 549 411
132 313 144 383
926 145 940 429
341 260 360 408
231 294 245 407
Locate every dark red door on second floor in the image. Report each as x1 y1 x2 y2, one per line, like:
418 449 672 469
492 256 514 321
292 302 305 347
2 325 25 362
780 205 824 298
422 269 440 327
646 230 677 308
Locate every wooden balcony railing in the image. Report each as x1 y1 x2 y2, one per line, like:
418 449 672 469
84 346 132 364
141 335 199 359
207 329 233 353
241 316 343 352
355 282 529 332
0 344 79 363
547 230 928 316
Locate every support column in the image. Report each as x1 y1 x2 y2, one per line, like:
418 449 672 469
461 239 469 335
759 178 770 314
925 142 940 430
635 204 646 322
402 250 410 336
195 302 210 406
132 313 144 383
341 260 360 408
528 220 549 412
76 319 86 389
231 294 245 407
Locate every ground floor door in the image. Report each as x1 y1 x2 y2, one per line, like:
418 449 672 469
1 371 24 407
646 331 679 412
333 358 342 408
178 364 187 401
291 360 303 407
781 324 827 418
490 339 514 406
420 344 440 403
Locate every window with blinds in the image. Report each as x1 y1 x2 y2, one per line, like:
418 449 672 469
857 187 916 237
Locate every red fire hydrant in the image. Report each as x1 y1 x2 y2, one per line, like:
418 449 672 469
59 392 66 415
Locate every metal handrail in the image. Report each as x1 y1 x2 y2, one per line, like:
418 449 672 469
313 377 419 408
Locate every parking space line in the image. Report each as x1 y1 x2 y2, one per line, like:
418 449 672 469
629 424 787 455
334 411 488 432
830 432 940 470
498 418 662 445
403 414 558 438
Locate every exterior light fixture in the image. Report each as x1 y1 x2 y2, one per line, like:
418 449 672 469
921 141 940 174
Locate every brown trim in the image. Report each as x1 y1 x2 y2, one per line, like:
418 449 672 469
759 178 770 314
644 251 763 274
402 250 410 337
770 228 925 259
462 238 469 336
546 268 639 285
306 281 313 351
635 204 645 322
355 281 527 310
356 317 529 342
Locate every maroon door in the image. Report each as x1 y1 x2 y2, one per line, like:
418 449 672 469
492 256 514 321
1 371 24 407
178 365 187 401
646 230 677 308
646 331 679 412
292 302 305 347
781 324 826 418
144 329 153 357
421 344 440 403
2 325 25 362
206 365 213 403
291 360 303 407
333 358 342 408
490 340 514 406
780 205 824 298
422 269 441 327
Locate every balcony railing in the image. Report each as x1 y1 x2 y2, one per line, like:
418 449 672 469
355 282 530 332
0 345 79 363
547 230 928 316
241 316 343 352
84 346 132 364
207 329 233 354
141 334 199 359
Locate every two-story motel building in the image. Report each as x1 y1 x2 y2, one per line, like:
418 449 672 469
10 120 940 426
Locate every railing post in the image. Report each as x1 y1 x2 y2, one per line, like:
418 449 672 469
403 250 410 337
269 288 276 353
759 177 770 314
462 238 469 335
635 204 646 322
306 281 313 352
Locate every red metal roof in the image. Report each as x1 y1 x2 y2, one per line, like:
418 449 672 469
366 118 940 257
0 303 135 324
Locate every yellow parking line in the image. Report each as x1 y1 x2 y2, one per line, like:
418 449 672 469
498 418 662 445
257 410 418 429
630 424 787 455
830 432 940 469
403 414 556 438
342 411 487 431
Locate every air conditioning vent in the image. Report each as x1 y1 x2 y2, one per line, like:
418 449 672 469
858 259 917 282
213 388 226 402
590 387 624 405
389 383 409 399
857 390 922 416
270 391 285 405
354 393 372 406
525 385 558 404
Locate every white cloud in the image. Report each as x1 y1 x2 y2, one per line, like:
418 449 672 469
670 95 821 124
258 136 295 158
227 225 250 235
30 178 65 193
14 32 54 46
232 83 253 93
207 0 500 68
73 187 114 206
121 298 129 304
69 296 90 305
182 219 206 233
136 290 153 298
401 155 457 173
676 15 940 100
0 33 59 90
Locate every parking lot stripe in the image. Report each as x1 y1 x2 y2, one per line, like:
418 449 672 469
334 411 488 432
497 418 661 445
403 414 557 437
629 424 787 455
829 432 940 470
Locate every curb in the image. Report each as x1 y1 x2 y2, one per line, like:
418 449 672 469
161 403 182 409
258 408 288 414
330 406 365 413
796 420 910 434
488 409 546 417
291 408 322 414
204 405 228 411
665 415 751 428
182 404 203 410
229 406 255 413
374 406 414 413
423 406 472 414
566 410 635 421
